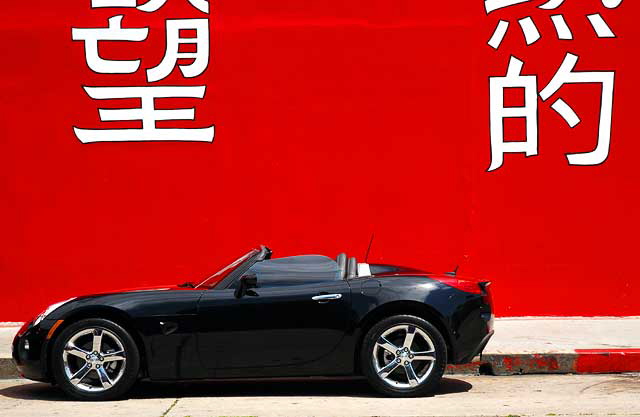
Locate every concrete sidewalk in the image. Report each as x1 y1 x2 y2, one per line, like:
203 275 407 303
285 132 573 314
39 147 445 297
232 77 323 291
2 317 640 378
1 374 640 416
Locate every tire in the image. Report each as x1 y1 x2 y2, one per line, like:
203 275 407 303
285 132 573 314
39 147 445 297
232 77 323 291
360 314 447 397
51 318 140 400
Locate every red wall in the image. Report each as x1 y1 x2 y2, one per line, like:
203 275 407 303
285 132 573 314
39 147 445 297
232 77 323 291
1 1 639 321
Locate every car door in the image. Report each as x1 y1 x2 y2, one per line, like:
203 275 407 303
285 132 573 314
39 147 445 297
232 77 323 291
197 279 352 371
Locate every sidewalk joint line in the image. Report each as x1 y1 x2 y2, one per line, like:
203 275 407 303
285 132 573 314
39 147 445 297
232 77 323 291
161 397 179 417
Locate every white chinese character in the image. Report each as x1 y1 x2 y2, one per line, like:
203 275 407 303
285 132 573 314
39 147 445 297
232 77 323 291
74 86 214 143
147 19 209 83
486 0 623 50
538 0 623 9
489 56 538 172
72 15 149 74
540 53 614 166
486 0 622 13
489 54 615 170
138 0 209 13
91 0 209 14
485 0 532 14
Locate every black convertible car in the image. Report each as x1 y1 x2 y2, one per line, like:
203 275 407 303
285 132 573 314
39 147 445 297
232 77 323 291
13 246 493 400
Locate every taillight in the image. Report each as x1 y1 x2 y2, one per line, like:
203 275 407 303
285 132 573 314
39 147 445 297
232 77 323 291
435 277 483 294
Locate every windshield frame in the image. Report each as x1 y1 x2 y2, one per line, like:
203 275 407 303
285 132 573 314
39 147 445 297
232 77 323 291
195 248 260 289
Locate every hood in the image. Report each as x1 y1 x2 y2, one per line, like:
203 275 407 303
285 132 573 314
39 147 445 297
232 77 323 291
77 284 196 298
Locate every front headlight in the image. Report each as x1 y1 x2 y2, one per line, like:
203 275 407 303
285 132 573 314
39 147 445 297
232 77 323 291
33 298 75 326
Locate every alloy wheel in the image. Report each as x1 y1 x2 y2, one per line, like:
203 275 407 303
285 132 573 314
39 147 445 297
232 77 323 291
372 324 436 389
62 327 127 392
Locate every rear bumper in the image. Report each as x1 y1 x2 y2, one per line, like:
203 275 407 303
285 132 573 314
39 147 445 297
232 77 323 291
450 311 495 364
468 330 494 362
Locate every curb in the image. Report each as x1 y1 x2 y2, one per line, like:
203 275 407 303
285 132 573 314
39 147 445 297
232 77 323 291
575 349 640 373
447 350 640 375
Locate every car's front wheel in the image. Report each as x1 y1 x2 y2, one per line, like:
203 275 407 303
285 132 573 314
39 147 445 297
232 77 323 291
361 314 447 397
51 318 140 400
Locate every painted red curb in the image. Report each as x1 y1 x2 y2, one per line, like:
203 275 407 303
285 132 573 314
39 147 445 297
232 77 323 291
575 348 640 373
449 350 640 375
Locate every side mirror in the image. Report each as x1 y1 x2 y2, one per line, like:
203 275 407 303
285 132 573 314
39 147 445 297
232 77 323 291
243 274 258 289
235 274 258 298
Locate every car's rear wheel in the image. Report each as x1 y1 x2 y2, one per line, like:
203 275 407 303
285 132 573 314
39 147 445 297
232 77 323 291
361 314 447 397
51 318 140 400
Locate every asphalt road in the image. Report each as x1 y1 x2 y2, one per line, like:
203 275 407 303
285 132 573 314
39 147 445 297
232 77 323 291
0 374 639 417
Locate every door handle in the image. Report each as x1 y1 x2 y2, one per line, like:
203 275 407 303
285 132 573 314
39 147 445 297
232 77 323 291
312 293 342 303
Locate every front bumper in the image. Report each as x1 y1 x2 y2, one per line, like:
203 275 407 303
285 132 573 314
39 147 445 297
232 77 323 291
12 320 54 382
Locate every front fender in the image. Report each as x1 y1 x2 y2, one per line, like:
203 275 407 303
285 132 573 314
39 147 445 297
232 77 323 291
45 290 203 380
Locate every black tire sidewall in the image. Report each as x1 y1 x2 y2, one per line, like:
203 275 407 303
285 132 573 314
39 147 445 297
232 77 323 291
361 314 447 397
51 318 140 400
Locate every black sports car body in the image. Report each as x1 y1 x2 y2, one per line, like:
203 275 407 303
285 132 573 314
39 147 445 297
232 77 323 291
13 246 494 399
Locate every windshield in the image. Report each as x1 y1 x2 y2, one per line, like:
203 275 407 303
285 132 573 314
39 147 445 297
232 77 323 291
248 255 341 285
195 249 260 289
